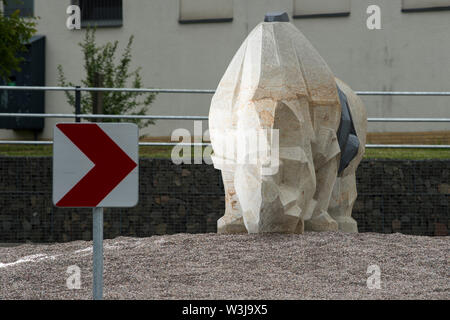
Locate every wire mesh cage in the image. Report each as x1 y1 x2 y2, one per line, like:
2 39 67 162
0 157 448 243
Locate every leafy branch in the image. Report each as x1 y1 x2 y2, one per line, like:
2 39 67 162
57 28 157 129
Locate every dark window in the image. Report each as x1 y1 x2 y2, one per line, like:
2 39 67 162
3 0 34 17
0 35 46 131
402 6 450 13
401 0 450 12
73 0 123 27
178 0 233 24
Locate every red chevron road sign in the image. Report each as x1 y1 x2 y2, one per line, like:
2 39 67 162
53 123 138 207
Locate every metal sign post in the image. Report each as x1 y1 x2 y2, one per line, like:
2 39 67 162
92 207 104 300
53 123 139 300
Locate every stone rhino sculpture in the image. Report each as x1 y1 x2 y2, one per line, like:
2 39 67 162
209 12 367 234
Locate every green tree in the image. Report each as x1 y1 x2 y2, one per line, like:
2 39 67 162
0 0 37 82
57 28 157 128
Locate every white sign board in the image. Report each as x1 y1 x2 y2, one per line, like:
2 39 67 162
53 123 139 208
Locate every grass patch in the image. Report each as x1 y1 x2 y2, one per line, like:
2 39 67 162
140 146 173 158
0 145 201 159
0 144 53 157
0 144 449 160
363 148 450 160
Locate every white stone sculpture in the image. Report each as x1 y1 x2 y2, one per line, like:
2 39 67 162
209 13 367 234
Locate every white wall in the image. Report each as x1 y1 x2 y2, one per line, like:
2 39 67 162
1 0 449 140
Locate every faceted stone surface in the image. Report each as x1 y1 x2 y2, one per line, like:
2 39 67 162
209 20 367 234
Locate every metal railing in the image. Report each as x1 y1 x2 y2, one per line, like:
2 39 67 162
0 85 449 149
1 112 449 123
2 85 450 96
0 140 447 149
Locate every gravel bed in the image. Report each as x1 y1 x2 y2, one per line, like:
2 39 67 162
0 231 448 300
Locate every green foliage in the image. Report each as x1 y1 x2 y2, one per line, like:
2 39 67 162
57 28 157 128
0 0 37 82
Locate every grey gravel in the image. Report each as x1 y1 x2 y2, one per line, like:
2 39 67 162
0 231 448 300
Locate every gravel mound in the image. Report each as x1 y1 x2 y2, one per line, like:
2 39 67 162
0 232 448 300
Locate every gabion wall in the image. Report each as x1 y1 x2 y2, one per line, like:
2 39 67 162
0 157 448 243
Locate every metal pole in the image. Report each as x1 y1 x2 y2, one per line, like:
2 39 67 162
1 140 450 148
92 73 104 122
2 85 450 96
93 207 103 300
0 113 210 120
75 86 81 123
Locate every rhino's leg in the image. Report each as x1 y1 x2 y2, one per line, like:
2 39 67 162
217 170 247 234
304 156 339 231
328 142 364 233
328 172 358 232
294 216 305 234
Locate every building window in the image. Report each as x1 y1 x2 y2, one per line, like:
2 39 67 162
293 0 351 19
3 0 34 17
402 0 450 12
179 0 233 24
72 0 123 27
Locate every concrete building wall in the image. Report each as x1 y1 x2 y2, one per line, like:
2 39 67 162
1 0 449 140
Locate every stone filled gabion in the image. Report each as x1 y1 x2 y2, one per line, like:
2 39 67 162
0 157 448 242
